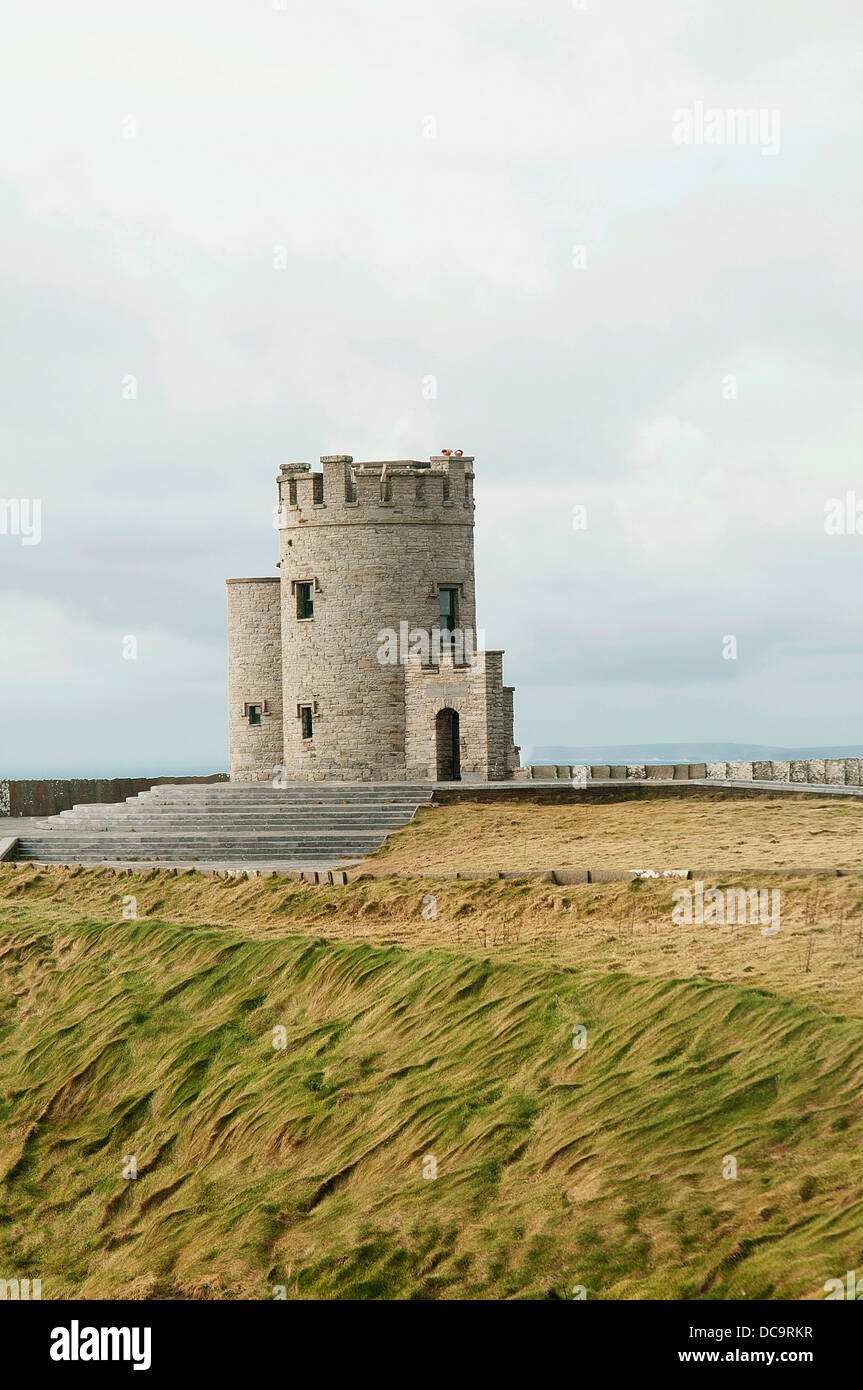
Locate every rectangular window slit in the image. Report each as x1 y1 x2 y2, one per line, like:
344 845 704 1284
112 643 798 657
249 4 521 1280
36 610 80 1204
439 587 457 633
296 581 314 619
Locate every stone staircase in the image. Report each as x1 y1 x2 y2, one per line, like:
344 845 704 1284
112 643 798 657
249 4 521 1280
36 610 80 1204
11 782 433 870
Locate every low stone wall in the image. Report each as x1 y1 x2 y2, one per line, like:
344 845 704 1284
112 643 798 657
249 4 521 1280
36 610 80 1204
516 759 863 786
0 775 228 818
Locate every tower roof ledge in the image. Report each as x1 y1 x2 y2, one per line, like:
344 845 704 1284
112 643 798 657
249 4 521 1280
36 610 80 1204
226 576 281 585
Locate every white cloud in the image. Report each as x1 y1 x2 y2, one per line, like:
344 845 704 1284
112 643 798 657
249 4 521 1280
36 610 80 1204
1 0 861 771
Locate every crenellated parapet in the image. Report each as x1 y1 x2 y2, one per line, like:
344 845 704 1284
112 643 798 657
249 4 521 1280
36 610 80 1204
277 455 475 527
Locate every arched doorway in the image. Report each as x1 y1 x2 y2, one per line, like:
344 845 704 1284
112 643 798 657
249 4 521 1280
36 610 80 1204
435 708 461 781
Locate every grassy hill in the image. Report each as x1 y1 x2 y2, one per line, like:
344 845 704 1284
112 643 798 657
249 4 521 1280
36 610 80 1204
1 863 862 1299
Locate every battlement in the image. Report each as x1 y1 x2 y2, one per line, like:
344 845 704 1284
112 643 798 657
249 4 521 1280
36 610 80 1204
403 647 501 675
277 454 475 524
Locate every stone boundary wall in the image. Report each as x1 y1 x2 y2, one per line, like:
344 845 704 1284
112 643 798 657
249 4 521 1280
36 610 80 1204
14 863 848 885
516 760 863 785
0 775 228 818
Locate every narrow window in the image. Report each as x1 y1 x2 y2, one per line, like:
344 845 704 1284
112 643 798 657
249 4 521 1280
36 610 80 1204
248 704 262 726
296 582 314 619
288 478 298 506
300 705 313 740
439 587 457 633
312 473 324 503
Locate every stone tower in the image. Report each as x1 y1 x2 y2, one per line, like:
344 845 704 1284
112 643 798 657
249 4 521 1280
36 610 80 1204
227 452 519 782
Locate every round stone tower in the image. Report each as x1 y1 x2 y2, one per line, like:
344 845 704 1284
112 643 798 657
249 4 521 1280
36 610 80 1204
226 577 283 781
277 454 478 780
226 450 519 783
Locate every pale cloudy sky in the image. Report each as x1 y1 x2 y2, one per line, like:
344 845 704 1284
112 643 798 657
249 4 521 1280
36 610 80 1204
1 0 861 774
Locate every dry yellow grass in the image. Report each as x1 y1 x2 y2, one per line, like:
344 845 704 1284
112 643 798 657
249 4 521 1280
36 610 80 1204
372 794 863 873
3 861 863 1018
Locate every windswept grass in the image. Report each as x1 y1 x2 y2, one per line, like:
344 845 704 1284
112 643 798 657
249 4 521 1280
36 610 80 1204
3 862 863 1014
1 866 862 1299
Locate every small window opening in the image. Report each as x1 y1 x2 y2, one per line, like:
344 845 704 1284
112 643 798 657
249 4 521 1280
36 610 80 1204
248 704 262 726
296 581 314 619
439 587 457 633
288 478 298 506
299 705 313 740
312 473 324 503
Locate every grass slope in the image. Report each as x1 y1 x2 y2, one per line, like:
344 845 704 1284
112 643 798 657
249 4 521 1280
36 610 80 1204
1 868 862 1300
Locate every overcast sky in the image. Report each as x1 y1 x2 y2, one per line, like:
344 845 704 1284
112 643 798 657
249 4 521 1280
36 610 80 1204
1 0 861 775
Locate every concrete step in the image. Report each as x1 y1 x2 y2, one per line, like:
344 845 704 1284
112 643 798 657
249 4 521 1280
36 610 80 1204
12 780 429 867
14 830 399 847
138 785 432 799
57 803 421 816
19 859 362 870
33 827 407 840
122 798 424 811
44 814 419 833
46 811 414 822
141 780 431 788
133 802 428 811
50 811 415 827
14 842 382 863
134 793 429 803
15 824 404 838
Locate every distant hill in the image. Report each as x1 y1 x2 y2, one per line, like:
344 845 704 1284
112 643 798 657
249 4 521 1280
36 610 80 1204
527 742 863 765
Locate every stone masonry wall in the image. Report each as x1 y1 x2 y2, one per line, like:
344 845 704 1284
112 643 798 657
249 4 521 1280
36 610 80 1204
276 455 478 780
0 775 227 818
515 760 863 785
481 653 517 779
227 578 284 782
403 651 518 781
502 687 520 774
